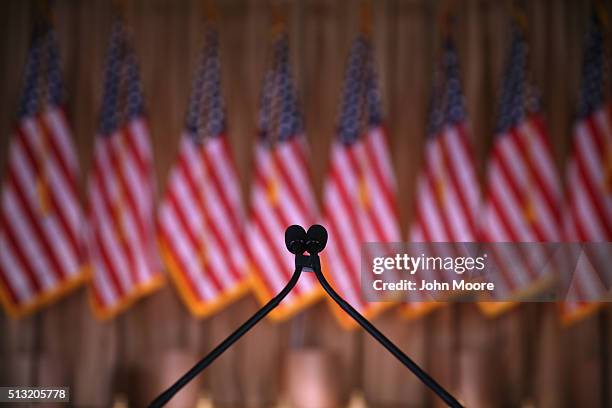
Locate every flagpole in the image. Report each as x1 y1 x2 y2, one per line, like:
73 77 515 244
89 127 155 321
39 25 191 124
359 0 372 38
112 0 128 21
202 0 218 23
438 0 457 42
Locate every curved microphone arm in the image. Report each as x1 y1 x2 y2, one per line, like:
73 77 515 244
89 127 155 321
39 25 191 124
148 265 304 408
149 223 463 408
312 258 464 408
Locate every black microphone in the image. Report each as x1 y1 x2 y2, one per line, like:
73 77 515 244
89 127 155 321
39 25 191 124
285 224 307 254
302 224 463 408
150 224 463 408
305 224 328 254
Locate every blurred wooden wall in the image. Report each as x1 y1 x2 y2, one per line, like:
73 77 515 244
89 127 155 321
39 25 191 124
0 0 611 407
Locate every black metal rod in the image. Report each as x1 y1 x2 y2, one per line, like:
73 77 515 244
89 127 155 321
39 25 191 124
312 260 463 408
148 266 303 408
150 253 463 408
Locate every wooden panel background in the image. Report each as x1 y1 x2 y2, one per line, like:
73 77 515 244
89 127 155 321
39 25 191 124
0 0 611 407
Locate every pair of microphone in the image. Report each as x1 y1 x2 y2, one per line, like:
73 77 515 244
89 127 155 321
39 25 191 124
285 224 328 255
150 224 463 408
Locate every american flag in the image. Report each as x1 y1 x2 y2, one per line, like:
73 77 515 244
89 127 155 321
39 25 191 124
0 23 86 317
157 26 250 317
479 25 562 316
561 13 611 324
403 39 480 319
322 35 401 328
87 21 163 319
247 31 322 320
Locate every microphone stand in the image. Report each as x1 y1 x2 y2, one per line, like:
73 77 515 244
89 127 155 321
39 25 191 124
148 266 303 408
307 254 463 408
149 253 463 408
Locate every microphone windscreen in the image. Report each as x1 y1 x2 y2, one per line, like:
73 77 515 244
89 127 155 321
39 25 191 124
285 225 307 254
306 224 328 253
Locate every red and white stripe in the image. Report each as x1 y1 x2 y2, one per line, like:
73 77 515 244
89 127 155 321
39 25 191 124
562 104 612 323
87 118 162 318
322 127 401 322
248 136 321 319
480 115 562 313
158 134 249 315
403 123 480 316
0 107 85 316
411 124 479 242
